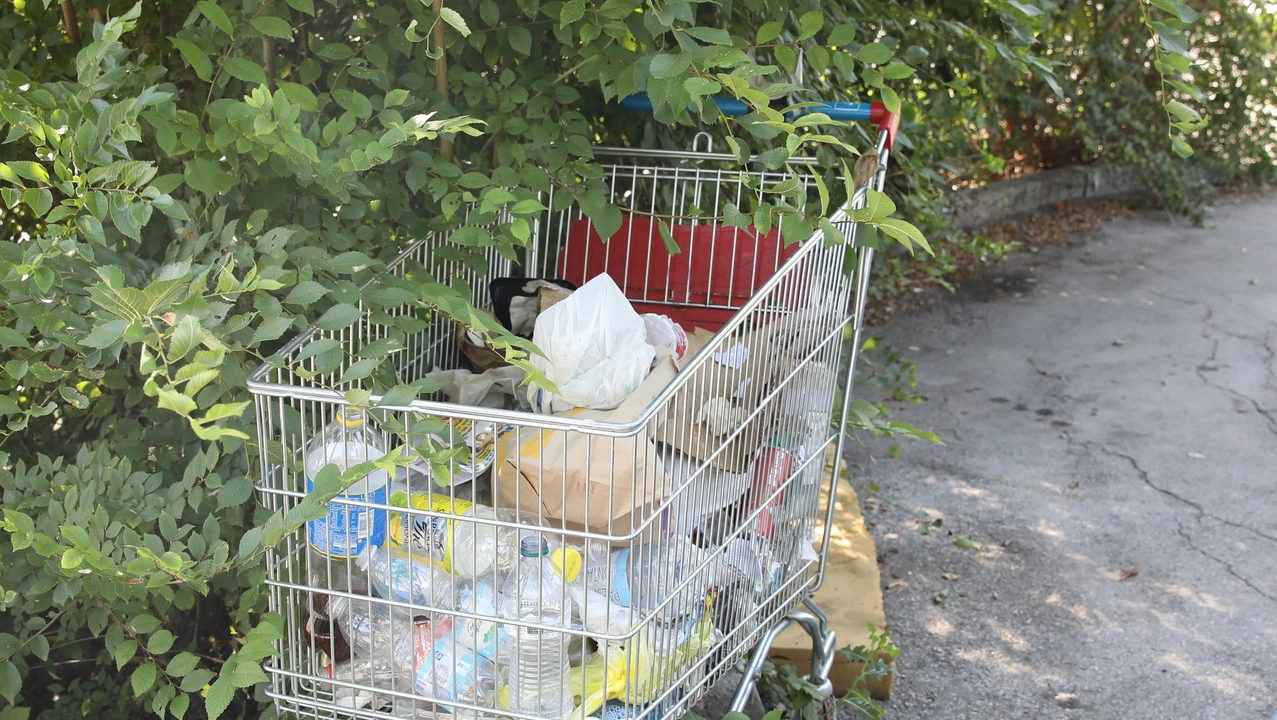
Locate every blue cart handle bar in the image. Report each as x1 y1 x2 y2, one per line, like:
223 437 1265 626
619 94 899 149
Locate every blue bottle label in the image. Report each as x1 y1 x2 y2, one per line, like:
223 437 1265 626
306 479 387 558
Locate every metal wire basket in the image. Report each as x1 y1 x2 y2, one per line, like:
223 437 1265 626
248 101 899 720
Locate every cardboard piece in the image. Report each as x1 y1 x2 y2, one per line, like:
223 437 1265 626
495 358 678 535
767 454 896 700
661 306 838 474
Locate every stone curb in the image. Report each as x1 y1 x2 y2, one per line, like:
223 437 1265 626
948 164 1146 231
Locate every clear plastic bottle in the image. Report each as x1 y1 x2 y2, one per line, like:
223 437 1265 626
388 492 520 581
327 595 420 692
415 617 499 718
502 536 572 719
452 580 506 662
578 537 718 620
306 407 390 577
362 545 458 609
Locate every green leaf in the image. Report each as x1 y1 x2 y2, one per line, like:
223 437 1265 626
286 0 314 13
756 21 783 45
184 158 228 196
819 217 846 247
508 26 532 55
1151 22 1188 55
7 162 49 184
578 193 622 240
157 388 198 416
774 45 797 74
314 303 362 331
0 327 27 350
0 660 19 704
61 547 85 569
875 217 932 254
384 88 410 108
440 7 471 37
284 281 329 305
278 81 318 112
170 693 191 720
114 639 138 670
196 1 233 36
148 629 176 655
169 315 204 361
1171 136 1193 158
167 652 199 678
376 384 421 407
657 220 680 255
857 42 892 65
1164 100 1200 123
827 24 855 47
337 358 380 384
84 319 130 349
222 58 268 85
780 212 813 245
650 53 691 79
681 27 731 45
251 16 293 39
229 659 269 688
205 675 235 720
797 11 823 41
1004 0 1043 17
181 669 216 693
879 62 915 80
23 187 52 217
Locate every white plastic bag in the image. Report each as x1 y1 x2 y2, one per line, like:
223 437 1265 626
528 274 655 413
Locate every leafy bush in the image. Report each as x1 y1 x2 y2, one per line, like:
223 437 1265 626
0 0 1263 719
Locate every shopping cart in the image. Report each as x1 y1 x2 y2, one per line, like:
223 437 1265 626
247 98 900 720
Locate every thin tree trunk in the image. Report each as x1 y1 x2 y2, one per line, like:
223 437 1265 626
432 0 452 161
263 36 277 94
59 1 81 46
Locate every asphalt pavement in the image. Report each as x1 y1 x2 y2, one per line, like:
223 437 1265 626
846 192 1277 719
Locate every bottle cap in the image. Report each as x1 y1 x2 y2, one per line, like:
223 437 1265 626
519 535 549 557
551 547 582 583
340 406 366 427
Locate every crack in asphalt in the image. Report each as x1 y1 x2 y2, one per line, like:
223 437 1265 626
1095 444 1277 545
1196 306 1277 437
1096 445 1277 605
1175 518 1277 605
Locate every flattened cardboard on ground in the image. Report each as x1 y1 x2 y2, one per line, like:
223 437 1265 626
767 457 895 700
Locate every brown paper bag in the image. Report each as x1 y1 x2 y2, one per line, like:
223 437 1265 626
496 358 678 535
456 310 510 373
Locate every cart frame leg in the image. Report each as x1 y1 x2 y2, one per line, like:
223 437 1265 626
729 598 838 714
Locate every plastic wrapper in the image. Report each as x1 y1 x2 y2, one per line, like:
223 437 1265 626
528 274 655 413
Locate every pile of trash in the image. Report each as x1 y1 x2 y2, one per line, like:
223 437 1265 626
302 273 832 719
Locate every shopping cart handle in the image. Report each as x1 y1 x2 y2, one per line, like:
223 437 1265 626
619 95 899 150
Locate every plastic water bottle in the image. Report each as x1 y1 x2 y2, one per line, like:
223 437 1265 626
502 536 572 719
415 617 499 718
452 580 506 662
579 537 718 620
361 545 458 610
306 407 390 575
327 595 420 690
388 492 520 581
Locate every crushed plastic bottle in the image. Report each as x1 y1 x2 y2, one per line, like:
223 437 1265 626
361 545 458 610
414 617 499 719
327 595 420 693
502 536 573 719
577 537 720 620
387 492 521 581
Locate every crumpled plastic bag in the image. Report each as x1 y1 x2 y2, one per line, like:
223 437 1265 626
528 274 655 413
569 607 716 719
423 365 526 408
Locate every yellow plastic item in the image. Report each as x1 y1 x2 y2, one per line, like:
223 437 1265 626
569 603 716 719
387 491 474 573
552 547 582 584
